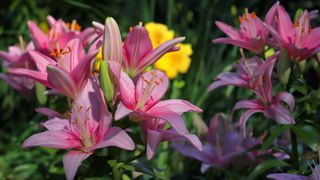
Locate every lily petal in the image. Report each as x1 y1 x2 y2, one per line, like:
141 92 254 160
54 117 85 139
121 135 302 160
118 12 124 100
63 151 92 180
115 102 133 120
28 21 49 49
8 68 50 87
215 21 240 39
22 130 81 149
148 99 202 115
275 92 295 112
146 129 162 160
36 107 63 118
137 37 185 73
42 117 69 131
29 50 56 72
208 72 247 91
47 65 78 99
94 127 135 150
118 71 136 108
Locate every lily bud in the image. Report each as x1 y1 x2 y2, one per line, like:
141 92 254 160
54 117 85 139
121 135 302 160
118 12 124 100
277 50 291 86
35 82 47 105
298 59 306 73
99 61 115 102
103 17 123 63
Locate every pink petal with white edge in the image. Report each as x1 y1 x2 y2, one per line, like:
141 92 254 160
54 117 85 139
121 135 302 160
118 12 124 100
22 130 81 149
146 129 162 160
47 65 77 99
149 99 202 115
94 127 135 150
63 151 92 180
115 102 133 120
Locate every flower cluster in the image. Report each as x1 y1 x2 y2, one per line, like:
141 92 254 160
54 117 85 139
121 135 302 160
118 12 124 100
0 16 202 180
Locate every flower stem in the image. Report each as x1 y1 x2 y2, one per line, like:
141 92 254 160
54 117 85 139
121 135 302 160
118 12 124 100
290 129 299 169
112 165 121 180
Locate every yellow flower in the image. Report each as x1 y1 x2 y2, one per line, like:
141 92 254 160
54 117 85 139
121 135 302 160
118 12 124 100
145 22 174 48
155 44 192 79
145 22 192 79
93 47 103 75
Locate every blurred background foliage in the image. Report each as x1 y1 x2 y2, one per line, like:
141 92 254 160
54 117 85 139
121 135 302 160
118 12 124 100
1 0 320 179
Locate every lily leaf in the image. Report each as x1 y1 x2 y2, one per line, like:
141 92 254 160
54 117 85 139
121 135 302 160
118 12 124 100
261 125 291 150
248 160 291 180
292 124 319 151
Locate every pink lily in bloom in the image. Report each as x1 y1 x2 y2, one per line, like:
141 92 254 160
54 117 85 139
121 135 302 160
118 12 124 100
213 10 270 54
92 19 184 78
173 114 263 173
22 79 135 180
29 15 95 55
173 114 289 173
0 40 35 93
114 69 202 159
232 59 295 135
265 2 320 61
9 38 99 99
268 164 320 180
208 55 278 97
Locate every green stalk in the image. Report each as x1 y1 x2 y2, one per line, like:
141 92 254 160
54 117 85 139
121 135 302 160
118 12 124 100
112 165 121 180
290 129 299 169
157 141 168 168
166 0 174 27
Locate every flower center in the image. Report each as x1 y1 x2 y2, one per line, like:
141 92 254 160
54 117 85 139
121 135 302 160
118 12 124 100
65 20 81 31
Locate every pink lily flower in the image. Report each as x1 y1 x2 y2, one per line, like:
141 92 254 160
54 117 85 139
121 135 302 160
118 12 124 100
22 79 135 180
208 55 278 96
9 38 99 99
92 19 184 78
268 164 320 180
213 10 270 54
114 69 202 159
29 15 95 55
265 2 320 61
0 40 35 93
173 114 262 173
232 68 295 136
174 113 289 173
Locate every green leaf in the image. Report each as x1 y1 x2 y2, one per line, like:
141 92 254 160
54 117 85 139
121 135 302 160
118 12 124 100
248 160 291 180
107 160 117 167
261 125 291 150
292 124 320 151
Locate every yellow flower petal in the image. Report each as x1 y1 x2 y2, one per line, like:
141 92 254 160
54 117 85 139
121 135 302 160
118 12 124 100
145 22 174 48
